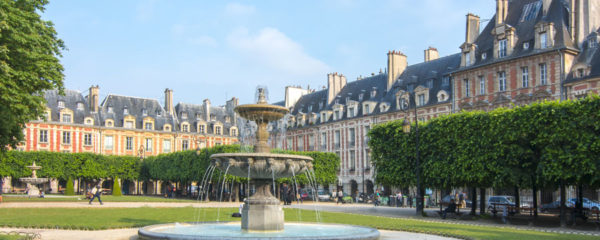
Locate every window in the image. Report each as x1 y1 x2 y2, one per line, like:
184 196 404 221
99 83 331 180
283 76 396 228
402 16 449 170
321 132 327 150
142 109 147 116
125 121 134 129
297 136 303 151
540 33 548 49
479 76 486 95
182 124 189 132
287 137 293 150
85 119 93 125
350 150 356 171
348 107 355 118
39 130 48 143
349 128 355 148
370 89 376 98
364 125 371 145
465 52 471 66
58 101 65 108
163 139 171 153
62 132 71 144
358 93 364 101
198 124 205 133
123 108 128 115
498 39 507 58
498 71 507 92
540 63 547 85
442 77 450 86
463 79 470 97
522 67 529 88
334 110 340 120
334 130 341 149
482 52 487 60
182 140 189 150
417 94 425 106
523 42 530 50
107 106 113 113
106 120 113 127
321 113 327 122
216 126 222 135
126 137 133 150
62 114 72 123
308 135 315 151
365 104 370 115
427 80 433 88
590 39 599 48
142 122 151 130
231 128 237 136
84 133 92 146
145 138 152 152
104 136 113 150
577 68 585 78
77 103 84 111
182 112 188 119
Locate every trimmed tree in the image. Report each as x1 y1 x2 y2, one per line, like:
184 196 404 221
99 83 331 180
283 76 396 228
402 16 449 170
112 177 122 196
65 176 74 196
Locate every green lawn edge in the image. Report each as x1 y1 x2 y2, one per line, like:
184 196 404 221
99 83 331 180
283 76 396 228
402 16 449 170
1 207 597 240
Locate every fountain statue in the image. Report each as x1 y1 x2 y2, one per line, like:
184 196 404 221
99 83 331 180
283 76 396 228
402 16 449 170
19 162 49 197
138 87 380 239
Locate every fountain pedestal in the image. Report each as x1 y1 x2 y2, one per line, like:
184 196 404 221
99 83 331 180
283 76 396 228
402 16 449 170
242 179 283 231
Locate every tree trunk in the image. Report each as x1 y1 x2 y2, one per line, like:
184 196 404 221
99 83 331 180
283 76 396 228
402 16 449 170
514 186 520 213
439 189 443 213
480 188 486 214
470 187 477 215
560 182 567 227
532 182 538 219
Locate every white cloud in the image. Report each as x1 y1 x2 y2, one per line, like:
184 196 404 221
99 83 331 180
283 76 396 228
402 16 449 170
227 27 330 76
225 3 256 16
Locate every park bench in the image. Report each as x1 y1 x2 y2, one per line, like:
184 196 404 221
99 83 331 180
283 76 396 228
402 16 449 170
588 209 600 230
11 188 26 194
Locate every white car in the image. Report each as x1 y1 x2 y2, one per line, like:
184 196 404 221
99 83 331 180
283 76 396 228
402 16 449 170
317 190 330 202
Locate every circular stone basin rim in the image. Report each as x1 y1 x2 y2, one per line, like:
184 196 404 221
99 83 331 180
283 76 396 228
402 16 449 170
138 222 380 240
210 153 313 161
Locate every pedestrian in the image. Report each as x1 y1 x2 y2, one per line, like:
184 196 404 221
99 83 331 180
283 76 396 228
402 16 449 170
459 192 465 209
166 184 171 198
282 184 289 205
396 192 402 207
39 189 45 198
441 199 457 219
337 189 343 204
172 185 176 198
89 184 103 205
374 190 380 206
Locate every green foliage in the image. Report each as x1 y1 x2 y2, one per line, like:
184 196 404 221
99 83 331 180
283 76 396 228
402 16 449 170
369 96 600 190
64 177 74 196
112 177 121 196
271 149 340 186
0 0 65 151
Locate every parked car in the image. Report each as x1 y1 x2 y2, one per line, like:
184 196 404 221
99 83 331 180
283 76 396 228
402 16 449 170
567 198 600 210
317 190 330 202
487 196 516 209
540 200 574 212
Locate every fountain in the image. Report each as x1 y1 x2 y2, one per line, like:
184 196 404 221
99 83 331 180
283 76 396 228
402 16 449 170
19 161 49 197
138 88 380 240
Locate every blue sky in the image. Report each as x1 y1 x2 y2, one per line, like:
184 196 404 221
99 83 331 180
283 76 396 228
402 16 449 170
42 0 495 106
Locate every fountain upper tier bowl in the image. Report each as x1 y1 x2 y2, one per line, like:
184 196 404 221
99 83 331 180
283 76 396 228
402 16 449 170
234 104 289 123
210 153 313 179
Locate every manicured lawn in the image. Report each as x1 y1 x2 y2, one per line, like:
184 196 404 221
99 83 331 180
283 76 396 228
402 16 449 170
2 195 197 203
0 236 24 240
1 207 596 240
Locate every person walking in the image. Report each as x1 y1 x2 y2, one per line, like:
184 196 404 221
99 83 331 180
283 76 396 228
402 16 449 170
89 184 103 205
396 192 402 207
337 189 343 204
374 190 381 206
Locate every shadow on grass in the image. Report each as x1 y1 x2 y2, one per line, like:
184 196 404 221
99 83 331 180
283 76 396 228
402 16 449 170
118 218 163 228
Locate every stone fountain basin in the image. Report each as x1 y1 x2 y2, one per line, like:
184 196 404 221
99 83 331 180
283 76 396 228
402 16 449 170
138 222 380 240
19 178 49 184
210 153 313 179
235 104 289 122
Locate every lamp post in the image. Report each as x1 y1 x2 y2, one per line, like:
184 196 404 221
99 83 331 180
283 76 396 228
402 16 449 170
400 98 423 216
137 145 145 195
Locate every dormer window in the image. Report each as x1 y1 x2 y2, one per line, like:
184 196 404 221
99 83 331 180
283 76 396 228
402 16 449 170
345 97 350 103
370 88 377 98
198 124 206 133
125 120 134 128
62 113 72 123
358 93 364 101
58 101 65 108
145 122 153 130
77 102 84 111
321 113 327 122
181 123 189 132
465 52 472 66
107 106 113 113
335 99 339 104
442 77 450 86
156 110 162 116
364 104 370 115
210 114 216 121
481 53 487 60
308 106 312 112
417 94 425 106
123 108 128 115
318 102 323 109
498 39 507 58
230 128 237 136
577 68 585 78
215 126 222 135
523 42 530 50
540 33 548 49
590 38 599 48
105 119 114 127
142 109 148 116
348 106 355 118
182 112 188 119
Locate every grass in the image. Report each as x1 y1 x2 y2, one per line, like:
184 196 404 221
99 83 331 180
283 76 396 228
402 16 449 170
0 236 25 240
2 195 197 203
1 207 597 240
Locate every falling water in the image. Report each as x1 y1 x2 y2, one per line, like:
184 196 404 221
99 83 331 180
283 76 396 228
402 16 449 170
197 165 217 223
290 166 302 222
305 170 322 222
217 165 231 222
194 164 215 223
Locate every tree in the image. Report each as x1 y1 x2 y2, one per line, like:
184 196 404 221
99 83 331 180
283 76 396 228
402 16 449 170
65 176 74 196
112 177 122 196
0 0 65 151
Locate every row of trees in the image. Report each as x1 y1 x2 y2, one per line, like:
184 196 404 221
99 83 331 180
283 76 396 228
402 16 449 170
0 145 340 197
369 96 600 224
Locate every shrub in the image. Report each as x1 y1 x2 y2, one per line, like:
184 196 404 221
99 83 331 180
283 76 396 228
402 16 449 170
65 177 75 196
112 177 122 196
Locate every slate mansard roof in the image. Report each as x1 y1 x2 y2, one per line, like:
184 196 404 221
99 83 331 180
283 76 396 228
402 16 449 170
40 89 237 134
459 0 576 71
286 53 461 126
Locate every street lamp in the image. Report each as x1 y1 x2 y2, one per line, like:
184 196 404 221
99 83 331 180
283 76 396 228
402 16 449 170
399 98 423 216
137 145 145 195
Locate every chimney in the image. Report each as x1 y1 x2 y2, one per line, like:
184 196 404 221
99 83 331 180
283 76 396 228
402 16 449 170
203 99 211 121
226 97 238 124
495 0 508 26
88 85 99 112
424 47 439 62
387 50 407 91
327 73 347 104
164 88 174 115
466 13 480 44
570 0 600 47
